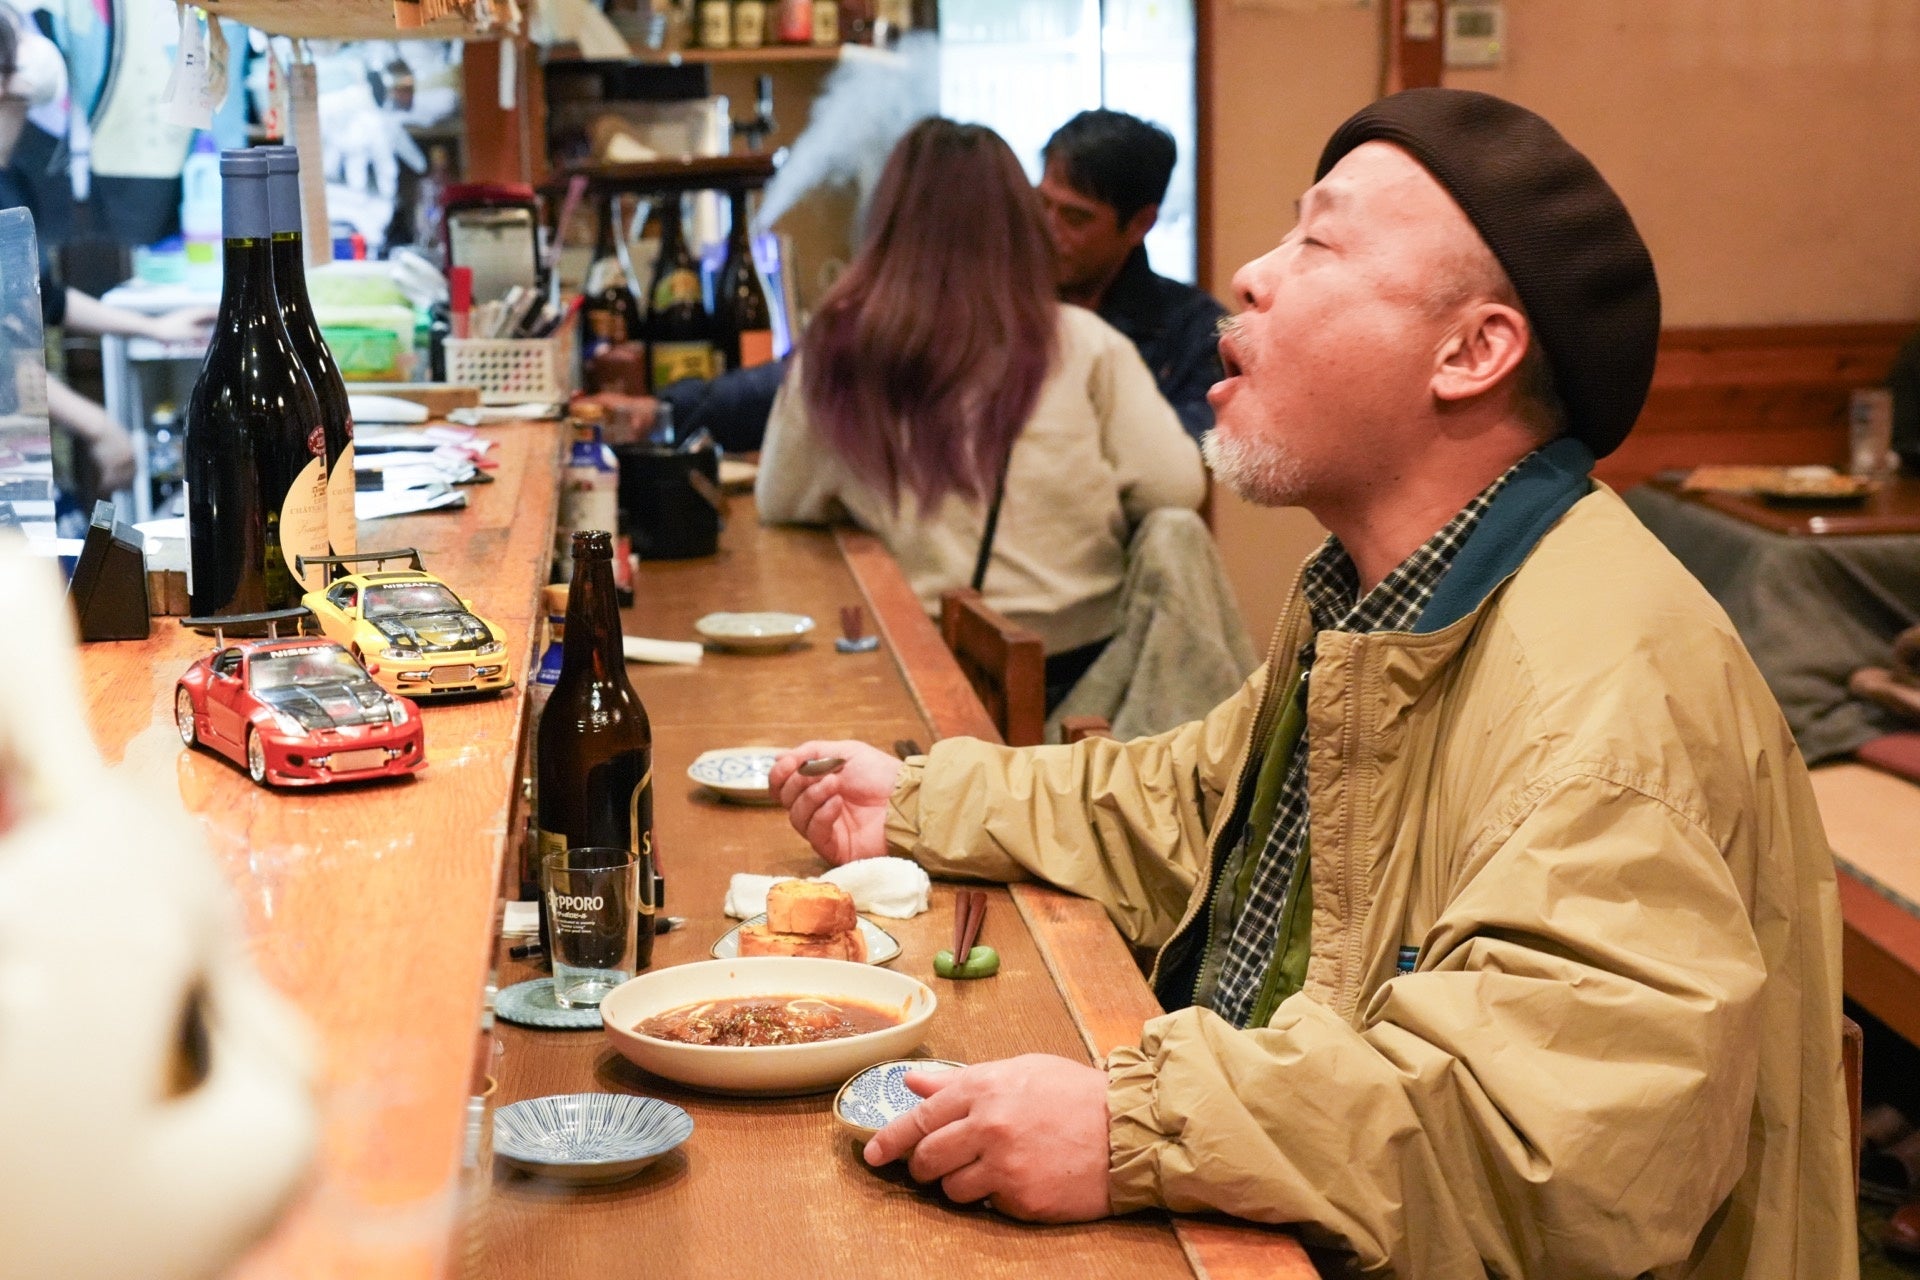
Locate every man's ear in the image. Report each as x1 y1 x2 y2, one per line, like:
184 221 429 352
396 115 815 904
1122 202 1159 249
1432 302 1529 405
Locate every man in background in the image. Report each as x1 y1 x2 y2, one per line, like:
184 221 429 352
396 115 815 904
1039 109 1224 441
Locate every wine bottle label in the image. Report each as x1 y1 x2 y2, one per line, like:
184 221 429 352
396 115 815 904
739 329 776 368
328 440 357 556
650 269 702 313
652 341 715 387
281 451 330 592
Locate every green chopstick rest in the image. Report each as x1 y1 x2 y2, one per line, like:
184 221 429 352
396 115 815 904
933 946 1000 979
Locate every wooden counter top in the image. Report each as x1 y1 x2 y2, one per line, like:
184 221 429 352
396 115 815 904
475 508 1318 1280
80 420 567 1280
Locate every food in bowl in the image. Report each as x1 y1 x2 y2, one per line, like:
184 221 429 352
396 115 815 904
599 957 938 1095
636 995 901 1046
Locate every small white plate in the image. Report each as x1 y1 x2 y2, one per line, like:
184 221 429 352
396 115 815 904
694 611 815 653
711 913 902 965
687 747 784 804
834 1059 966 1137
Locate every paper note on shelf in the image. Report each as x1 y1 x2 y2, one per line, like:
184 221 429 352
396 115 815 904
623 635 704 666
355 487 469 520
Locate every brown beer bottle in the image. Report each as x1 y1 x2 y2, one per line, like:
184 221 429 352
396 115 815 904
536 530 657 966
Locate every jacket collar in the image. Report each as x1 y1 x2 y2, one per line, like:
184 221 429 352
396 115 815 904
1096 246 1164 342
1415 435 1595 633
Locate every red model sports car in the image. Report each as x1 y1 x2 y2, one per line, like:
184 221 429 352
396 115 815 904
175 637 426 787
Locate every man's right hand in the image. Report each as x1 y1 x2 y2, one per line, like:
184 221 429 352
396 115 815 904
87 428 136 494
769 740 902 866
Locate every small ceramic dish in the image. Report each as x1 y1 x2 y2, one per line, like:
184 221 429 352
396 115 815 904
599 957 937 1096
711 913 902 965
687 747 784 804
834 1059 967 1137
492 1092 693 1185
694 611 816 653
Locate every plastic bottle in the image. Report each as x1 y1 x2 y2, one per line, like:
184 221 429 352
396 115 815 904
556 404 621 586
179 133 224 292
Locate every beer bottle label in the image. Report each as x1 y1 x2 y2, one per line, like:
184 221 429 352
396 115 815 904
651 269 702 313
652 341 715 387
536 827 568 863
739 329 775 368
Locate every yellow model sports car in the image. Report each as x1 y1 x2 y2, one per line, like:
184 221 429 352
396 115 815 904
298 549 513 698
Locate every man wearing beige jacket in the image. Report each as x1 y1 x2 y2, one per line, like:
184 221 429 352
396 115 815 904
772 89 1854 1279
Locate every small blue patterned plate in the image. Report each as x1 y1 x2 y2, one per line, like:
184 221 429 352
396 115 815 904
494 978 604 1030
493 1092 693 1184
687 747 784 804
833 1058 966 1137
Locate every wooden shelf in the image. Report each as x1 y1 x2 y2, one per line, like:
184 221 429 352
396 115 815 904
545 152 779 196
542 42 843 66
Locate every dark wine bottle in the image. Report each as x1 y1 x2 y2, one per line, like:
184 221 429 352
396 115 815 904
580 198 644 390
716 189 775 372
536 530 657 967
645 197 717 390
262 144 356 563
184 150 328 621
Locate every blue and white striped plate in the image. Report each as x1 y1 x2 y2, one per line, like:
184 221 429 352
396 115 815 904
687 747 784 804
493 1092 693 1184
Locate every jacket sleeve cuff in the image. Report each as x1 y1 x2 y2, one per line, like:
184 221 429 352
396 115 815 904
1106 1040 1172 1214
883 756 926 857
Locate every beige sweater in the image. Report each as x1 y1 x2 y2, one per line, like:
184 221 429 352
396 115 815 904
755 306 1207 654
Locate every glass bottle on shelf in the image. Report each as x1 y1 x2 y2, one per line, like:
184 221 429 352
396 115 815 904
839 0 873 43
733 0 767 46
698 0 733 47
777 0 812 42
810 0 839 44
580 199 644 391
645 197 717 390
715 189 775 373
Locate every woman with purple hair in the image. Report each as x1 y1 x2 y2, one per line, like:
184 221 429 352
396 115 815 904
757 118 1206 709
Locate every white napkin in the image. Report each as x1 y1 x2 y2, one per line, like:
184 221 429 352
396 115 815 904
725 857 932 921
624 635 704 666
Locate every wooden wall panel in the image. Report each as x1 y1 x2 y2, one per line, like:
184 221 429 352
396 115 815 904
1596 322 1913 491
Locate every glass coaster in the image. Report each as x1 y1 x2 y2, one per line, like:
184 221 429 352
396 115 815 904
495 978 605 1030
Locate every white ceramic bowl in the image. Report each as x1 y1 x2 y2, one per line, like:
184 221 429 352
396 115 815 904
600 957 937 1096
693 611 815 653
686 746 783 803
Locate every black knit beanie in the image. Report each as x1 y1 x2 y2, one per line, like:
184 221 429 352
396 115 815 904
1316 88 1661 458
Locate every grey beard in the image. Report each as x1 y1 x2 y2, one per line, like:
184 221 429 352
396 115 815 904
1202 425 1308 507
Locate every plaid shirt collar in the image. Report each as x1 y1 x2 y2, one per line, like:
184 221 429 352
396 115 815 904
1299 453 1533 645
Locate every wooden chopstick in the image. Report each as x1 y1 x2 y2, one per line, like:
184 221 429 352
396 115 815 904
955 890 987 960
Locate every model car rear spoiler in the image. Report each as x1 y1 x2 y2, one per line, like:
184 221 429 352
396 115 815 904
181 607 315 647
295 548 426 580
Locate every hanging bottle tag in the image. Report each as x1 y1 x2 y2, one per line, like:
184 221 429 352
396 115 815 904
288 60 331 269
161 4 213 128
262 45 286 141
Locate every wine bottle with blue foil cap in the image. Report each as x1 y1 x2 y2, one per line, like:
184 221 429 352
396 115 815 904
183 150 328 620
262 144 357 563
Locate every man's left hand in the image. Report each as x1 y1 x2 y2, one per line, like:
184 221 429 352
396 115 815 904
863 1054 1113 1222
143 306 218 345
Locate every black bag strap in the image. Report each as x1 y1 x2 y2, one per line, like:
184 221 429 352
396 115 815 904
970 459 1011 593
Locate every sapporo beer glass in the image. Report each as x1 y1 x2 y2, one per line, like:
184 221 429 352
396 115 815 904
543 847 639 1007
